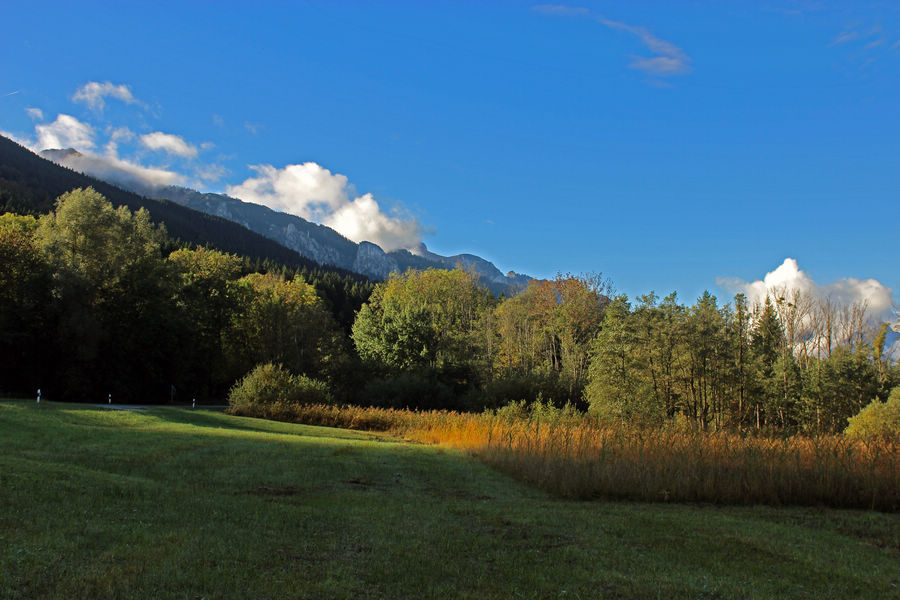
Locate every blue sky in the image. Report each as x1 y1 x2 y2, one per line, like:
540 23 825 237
1 1 898 315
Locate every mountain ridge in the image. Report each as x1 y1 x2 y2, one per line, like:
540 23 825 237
39 147 533 294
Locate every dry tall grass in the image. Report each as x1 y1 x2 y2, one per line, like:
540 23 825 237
229 402 899 511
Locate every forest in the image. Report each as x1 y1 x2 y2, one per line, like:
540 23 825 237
2 186 897 437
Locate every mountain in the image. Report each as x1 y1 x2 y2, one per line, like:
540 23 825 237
0 136 360 278
38 147 533 294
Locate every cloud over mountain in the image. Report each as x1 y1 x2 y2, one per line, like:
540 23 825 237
17 80 219 190
35 114 96 150
226 162 424 252
44 149 184 189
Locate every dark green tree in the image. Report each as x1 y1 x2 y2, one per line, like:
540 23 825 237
0 213 53 395
35 188 178 401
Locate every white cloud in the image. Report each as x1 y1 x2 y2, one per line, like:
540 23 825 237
140 131 198 158
534 5 692 78
26 107 43 121
228 163 347 218
72 81 139 111
727 258 894 320
45 149 183 189
718 258 897 355
226 162 424 251
34 114 95 150
325 193 423 253
108 126 134 141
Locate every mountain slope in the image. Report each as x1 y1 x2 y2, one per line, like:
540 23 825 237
0 136 361 277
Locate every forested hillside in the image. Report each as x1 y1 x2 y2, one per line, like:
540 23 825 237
0 135 359 276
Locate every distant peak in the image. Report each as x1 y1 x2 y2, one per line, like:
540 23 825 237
40 148 83 161
408 242 429 256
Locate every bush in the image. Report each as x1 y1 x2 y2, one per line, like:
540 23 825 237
845 387 900 442
491 395 583 425
228 363 332 410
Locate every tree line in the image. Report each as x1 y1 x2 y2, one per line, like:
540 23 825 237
2 188 896 434
0 188 369 403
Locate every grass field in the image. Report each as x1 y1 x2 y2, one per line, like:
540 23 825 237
2 400 899 599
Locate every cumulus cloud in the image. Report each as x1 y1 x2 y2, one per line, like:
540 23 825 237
226 162 424 251
26 107 43 121
718 258 897 356
34 114 96 150
72 81 140 111
139 131 198 158
534 5 692 77
721 258 894 321
326 194 424 252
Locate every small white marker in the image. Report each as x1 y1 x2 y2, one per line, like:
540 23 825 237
37 388 41 403
192 398 196 409
108 393 112 405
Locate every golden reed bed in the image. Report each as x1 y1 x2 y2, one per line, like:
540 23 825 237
229 402 899 511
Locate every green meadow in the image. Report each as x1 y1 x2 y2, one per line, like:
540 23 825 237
2 400 898 599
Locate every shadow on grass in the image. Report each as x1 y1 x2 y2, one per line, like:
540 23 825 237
147 406 389 442
11 400 382 442
2 400 512 502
